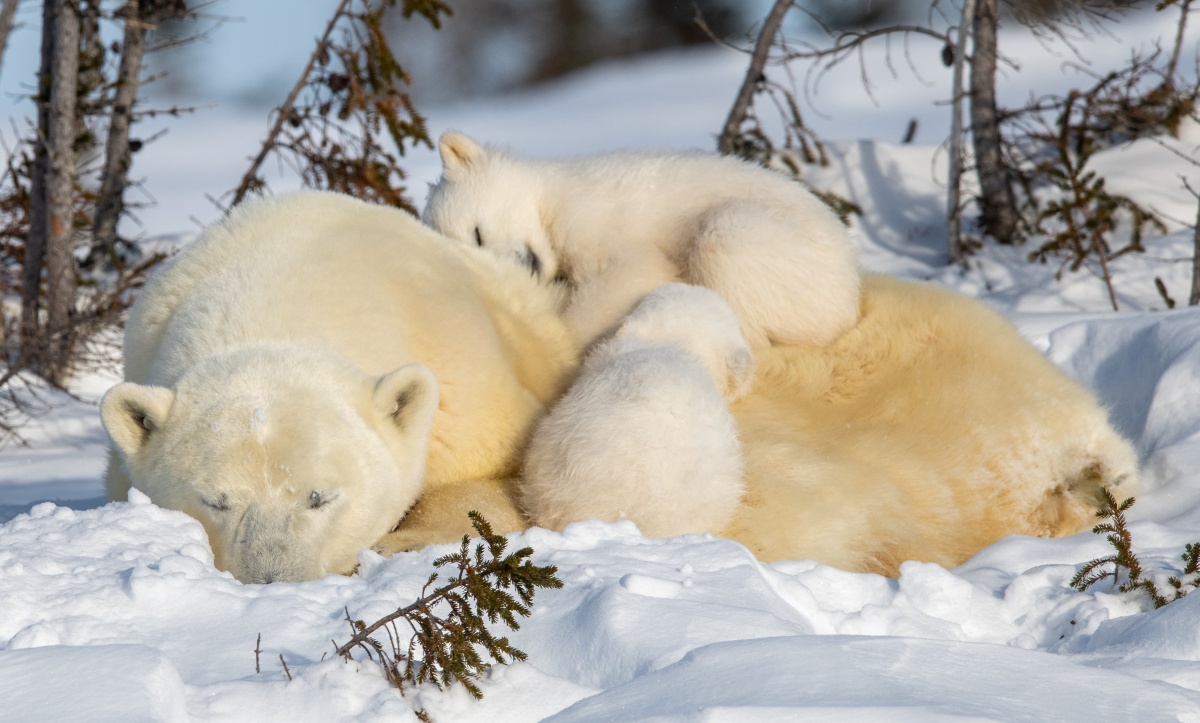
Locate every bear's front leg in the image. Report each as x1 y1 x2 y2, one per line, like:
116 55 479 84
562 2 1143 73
372 478 528 555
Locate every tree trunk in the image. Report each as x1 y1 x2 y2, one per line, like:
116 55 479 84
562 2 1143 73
44 0 82 384
946 0 976 264
0 0 19 80
969 0 1020 244
21 0 57 368
92 0 149 268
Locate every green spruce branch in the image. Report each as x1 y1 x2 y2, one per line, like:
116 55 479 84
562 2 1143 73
334 511 563 699
1071 490 1200 609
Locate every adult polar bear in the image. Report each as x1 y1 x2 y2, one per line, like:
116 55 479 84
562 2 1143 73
102 191 577 583
102 191 1137 582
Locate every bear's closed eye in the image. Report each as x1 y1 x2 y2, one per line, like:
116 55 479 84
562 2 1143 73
308 490 334 510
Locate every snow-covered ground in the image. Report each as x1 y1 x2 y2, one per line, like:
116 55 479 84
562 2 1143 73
5 8 1200 721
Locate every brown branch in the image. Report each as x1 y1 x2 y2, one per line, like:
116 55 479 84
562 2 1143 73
1165 0 1193 82
786 23 956 111
228 0 353 208
778 24 954 64
717 0 793 156
91 0 151 268
691 6 748 55
334 576 470 659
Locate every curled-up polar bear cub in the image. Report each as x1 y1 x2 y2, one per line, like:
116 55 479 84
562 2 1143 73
521 283 752 537
422 131 861 349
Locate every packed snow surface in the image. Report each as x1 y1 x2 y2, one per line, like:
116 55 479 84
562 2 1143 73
4 8 1200 721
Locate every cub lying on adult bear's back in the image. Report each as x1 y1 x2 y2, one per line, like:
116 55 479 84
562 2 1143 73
422 132 861 349
101 191 1139 582
101 191 577 583
382 272 1139 576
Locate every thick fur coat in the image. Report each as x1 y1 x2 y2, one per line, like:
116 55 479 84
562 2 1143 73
102 191 576 582
521 284 752 537
422 132 861 349
390 273 1137 576
103 192 1138 581
720 273 1139 573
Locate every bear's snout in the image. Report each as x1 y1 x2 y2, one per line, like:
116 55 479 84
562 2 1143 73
227 505 313 584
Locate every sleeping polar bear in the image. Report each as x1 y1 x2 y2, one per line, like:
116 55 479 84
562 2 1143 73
101 191 1138 581
101 191 576 583
501 271 1141 574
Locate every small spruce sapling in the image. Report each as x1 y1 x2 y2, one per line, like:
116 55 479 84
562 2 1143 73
1071 490 1200 609
334 511 563 699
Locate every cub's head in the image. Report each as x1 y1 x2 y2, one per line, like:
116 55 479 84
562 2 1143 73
613 284 756 400
101 347 439 583
423 131 560 281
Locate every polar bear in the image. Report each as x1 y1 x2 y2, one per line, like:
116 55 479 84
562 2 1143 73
421 132 861 349
101 191 577 583
717 273 1141 573
393 273 1140 576
521 284 752 537
103 191 1139 582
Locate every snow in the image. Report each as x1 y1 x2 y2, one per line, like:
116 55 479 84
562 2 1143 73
5 7 1200 721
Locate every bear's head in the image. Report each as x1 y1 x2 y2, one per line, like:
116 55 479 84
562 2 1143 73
611 283 756 401
100 346 439 583
423 131 561 282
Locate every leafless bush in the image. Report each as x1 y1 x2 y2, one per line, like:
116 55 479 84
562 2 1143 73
716 0 1198 301
0 0 191 446
704 0 860 224
224 0 452 215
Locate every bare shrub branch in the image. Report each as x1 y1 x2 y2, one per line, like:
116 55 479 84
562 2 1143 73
334 512 562 699
717 0 793 156
225 0 451 214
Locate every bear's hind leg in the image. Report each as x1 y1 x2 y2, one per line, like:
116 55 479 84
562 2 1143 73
683 202 860 348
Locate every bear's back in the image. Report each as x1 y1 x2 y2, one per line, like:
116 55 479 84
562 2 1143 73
124 191 580 487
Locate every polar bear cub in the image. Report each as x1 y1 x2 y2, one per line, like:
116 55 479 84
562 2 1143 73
423 132 861 349
521 284 752 537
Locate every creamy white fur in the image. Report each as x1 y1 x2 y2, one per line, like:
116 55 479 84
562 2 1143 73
422 132 862 348
521 284 751 537
101 190 1140 581
405 274 1139 576
720 273 1141 573
102 191 576 583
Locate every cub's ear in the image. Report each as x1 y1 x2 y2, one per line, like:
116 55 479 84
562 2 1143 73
100 383 176 457
438 131 485 177
372 364 440 434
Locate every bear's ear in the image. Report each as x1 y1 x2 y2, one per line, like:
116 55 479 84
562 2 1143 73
438 132 485 177
372 363 440 434
100 382 176 457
